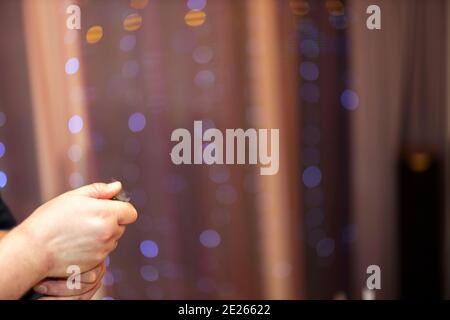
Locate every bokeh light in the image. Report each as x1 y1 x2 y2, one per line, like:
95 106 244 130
68 115 83 134
341 89 359 110
69 172 84 188
140 265 159 282
193 46 213 64
302 166 322 188
65 57 80 75
0 171 7 188
194 70 215 89
300 61 319 81
184 10 206 27
200 229 221 248
128 112 146 133
316 237 335 257
122 60 140 78
130 0 149 9
67 144 82 162
140 240 159 258
120 35 137 52
289 0 310 16
187 0 207 11
326 0 345 16
300 39 320 58
86 25 103 44
0 143 5 159
123 13 143 32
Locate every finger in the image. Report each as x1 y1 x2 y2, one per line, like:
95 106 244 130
113 226 126 240
37 279 103 300
80 263 106 284
106 201 138 225
67 181 122 199
34 265 105 296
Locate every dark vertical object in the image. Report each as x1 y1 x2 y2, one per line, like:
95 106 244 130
399 150 443 299
295 0 351 298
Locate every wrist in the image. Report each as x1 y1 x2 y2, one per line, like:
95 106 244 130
9 224 51 280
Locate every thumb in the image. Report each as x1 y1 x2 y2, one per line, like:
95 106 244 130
67 181 122 199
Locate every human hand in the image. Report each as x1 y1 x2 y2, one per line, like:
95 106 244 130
15 181 137 278
33 262 106 300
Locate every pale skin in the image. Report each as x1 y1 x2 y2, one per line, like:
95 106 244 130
0 181 138 300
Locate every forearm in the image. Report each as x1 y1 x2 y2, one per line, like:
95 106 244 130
0 226 48 299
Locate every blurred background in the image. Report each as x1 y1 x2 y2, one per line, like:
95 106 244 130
0 0 449 299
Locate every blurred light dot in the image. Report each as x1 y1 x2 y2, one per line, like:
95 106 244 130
300 83 320 103
300 39 319 58
123 13 143 32
200 229 221 248
329 14 348 29
184 10 206 27
68 115 83 134
86 25 103 44
140 240 159 258
289 0 310 16
128 112 146 132
195 70 215 89
0 143 5 159
326 0 345 16
130 0 149 9
193 46 213 64
122 60 140 78
341 89 359 110
120 35 137 52
187 0 207 11
300 61 319 81
302 166 322 188
140 265 159 282
102 271 114 286
302 147 320 166
303 126 320 145
316 238 335 257
68 144 82 162
0 112 6 127
0 171 7 188
215 184 236 205
65 57 79 75
208 166 230 184
69 172 84 188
